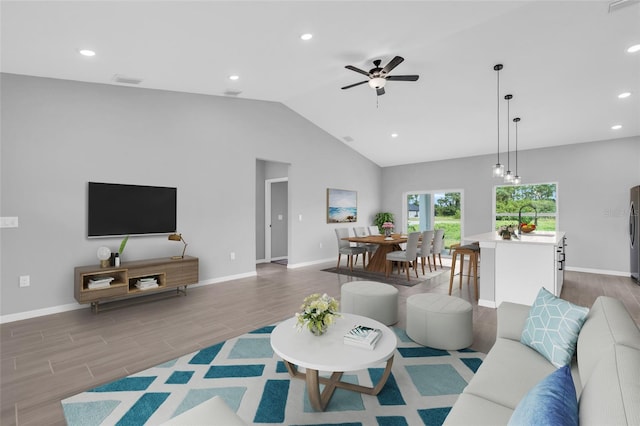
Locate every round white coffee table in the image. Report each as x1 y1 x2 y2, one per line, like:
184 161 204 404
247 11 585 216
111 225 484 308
270 313 397 411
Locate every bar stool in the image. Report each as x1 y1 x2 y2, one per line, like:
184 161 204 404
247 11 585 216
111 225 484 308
448 242 480 300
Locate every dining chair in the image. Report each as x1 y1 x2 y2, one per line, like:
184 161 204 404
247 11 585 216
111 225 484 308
335 228 367 271
353 226 377 264
368 225 381 235
417 230 435 274
385 231 421 281
432 229 445 269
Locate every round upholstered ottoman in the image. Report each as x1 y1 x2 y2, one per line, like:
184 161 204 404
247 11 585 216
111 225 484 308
340 281 399 325
406 293 473 350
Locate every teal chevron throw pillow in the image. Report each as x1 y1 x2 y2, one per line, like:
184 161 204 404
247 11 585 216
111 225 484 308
521 287 589 368
508 364 578 426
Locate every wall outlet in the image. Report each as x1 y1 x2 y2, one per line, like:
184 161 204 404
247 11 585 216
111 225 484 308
230 252 236 260
19 275 30 287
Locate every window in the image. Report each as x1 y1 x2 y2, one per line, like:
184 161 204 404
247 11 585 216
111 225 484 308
494 183 558 231
405 191 463 250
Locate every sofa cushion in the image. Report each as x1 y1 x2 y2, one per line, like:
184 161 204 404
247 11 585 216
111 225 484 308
521 287 589 368
578 344 640 426
577 296 640 386
464 338 556 409
508 364 578 426
443 393 513 426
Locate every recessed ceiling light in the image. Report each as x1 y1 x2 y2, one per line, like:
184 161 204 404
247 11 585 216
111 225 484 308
618 92 631 99
229 75 239 81
300 33 313 41
611 124 622 130
79 49 95 57
627 44 640 53
391 133 399 138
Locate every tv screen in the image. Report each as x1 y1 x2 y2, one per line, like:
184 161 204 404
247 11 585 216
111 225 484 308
88 182 177 237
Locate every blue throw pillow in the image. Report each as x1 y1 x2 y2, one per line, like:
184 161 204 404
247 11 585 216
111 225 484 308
521 287 589 368
508 365 578 426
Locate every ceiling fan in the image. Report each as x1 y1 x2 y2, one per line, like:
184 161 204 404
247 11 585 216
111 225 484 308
341 56 419 96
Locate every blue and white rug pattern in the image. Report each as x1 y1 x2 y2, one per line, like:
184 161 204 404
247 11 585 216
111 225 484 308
62 325 484 425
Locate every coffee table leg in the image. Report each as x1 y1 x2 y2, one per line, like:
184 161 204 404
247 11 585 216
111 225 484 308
281 356 394 411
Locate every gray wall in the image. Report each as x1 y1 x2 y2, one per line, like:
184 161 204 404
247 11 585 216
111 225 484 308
0 73 382 318
382 137 640 274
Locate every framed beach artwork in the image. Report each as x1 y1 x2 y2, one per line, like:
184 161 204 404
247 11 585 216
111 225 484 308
327 188 357 223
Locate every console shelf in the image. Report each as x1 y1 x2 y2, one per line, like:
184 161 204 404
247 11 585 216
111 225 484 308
74 256 198 313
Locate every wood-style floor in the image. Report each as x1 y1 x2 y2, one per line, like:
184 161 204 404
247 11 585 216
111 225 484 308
2 259 639 425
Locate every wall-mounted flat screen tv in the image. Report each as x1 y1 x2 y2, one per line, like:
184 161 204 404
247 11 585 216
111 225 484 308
88 182 177 237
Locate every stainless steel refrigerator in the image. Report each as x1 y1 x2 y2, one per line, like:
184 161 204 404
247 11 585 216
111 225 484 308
631 186 640 283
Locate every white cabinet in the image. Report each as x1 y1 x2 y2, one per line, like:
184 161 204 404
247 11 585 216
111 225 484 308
466 232 566 308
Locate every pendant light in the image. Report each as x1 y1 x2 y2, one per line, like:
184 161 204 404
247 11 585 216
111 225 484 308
503 94 514 183
492 64 505 178
513 117 522 185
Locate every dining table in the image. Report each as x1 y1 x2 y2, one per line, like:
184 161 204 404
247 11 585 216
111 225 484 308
342 234 409 273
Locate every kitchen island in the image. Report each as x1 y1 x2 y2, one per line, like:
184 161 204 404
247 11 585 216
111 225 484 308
464 231 566 308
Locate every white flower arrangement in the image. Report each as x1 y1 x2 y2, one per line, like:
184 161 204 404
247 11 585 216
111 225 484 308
295 293 340 334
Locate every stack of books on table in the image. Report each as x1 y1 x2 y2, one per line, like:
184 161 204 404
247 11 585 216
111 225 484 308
88 277 114 289
135 277 159 290
343 325 382 350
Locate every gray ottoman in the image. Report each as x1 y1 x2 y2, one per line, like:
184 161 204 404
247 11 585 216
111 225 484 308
406 293 473 350
341 281 399 325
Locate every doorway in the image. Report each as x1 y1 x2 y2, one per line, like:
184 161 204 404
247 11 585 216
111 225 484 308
265 178 288 263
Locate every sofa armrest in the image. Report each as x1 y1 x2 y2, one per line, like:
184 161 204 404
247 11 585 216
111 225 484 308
497 301 531 341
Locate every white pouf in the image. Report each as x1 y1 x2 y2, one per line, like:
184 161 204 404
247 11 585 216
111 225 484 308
340 281 399 325
406 293 473 350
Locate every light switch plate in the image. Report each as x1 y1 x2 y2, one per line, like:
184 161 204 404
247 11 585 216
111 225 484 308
1 217 19 228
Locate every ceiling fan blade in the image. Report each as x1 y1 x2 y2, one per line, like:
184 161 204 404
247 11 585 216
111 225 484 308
376 87 386 96
381 56 404 74
345 65 370 76
386 75 420 81
341 80 369 90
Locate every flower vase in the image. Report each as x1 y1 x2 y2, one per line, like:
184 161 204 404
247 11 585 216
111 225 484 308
310 323 327 336
384 228 392 238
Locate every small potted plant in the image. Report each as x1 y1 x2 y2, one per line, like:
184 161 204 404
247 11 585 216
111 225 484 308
498 224 517 240
374 212 395 234
295 293 340 336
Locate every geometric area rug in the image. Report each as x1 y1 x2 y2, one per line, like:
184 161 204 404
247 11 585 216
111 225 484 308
61 325 484 426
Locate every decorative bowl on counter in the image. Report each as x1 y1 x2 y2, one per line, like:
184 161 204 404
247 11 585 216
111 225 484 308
520 224 536 233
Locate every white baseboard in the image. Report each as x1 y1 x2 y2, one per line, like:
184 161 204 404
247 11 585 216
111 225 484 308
565 266 630 277
287 257 335 269
478 299 497 309
0 271 258 324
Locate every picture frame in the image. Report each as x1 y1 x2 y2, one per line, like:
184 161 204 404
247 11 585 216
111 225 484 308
327 188 357 223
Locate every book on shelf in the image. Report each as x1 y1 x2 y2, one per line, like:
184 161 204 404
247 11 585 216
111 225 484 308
343 325 382 350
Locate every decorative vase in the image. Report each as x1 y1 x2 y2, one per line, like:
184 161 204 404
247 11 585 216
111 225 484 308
310 323 327 336
384 228 392 238
501 233 511 240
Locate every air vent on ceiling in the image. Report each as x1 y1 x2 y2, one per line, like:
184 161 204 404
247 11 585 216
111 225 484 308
342 136 354 143
223 90 242 97
608 0 638 13
112 74 143 85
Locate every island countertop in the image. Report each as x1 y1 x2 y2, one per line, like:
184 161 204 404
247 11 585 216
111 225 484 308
464 231 565 246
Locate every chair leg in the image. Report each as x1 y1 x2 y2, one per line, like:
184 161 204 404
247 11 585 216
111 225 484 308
448 252 457 295
438 253 443 268
459 254 465 289
349 255 354 272
473 253 479 300
405 261 410 281
385 260 390 278
337 254 341 269
433 253 437 270
427 256 433 272
420 256 425 275
413 260 419 278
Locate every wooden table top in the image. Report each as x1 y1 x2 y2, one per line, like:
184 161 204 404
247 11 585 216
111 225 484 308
343 234 408 245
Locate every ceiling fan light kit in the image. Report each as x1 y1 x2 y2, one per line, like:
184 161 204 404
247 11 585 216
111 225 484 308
342 56 419 97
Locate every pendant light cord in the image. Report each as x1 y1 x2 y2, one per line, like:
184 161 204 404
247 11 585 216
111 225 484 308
496 68 500 163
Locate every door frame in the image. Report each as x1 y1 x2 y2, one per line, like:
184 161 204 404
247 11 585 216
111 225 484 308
265 177 289 262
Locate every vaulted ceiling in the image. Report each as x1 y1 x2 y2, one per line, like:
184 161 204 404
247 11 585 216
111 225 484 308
2 1 639 166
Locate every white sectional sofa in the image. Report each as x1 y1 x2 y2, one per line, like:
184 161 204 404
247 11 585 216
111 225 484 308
444 296 640 425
